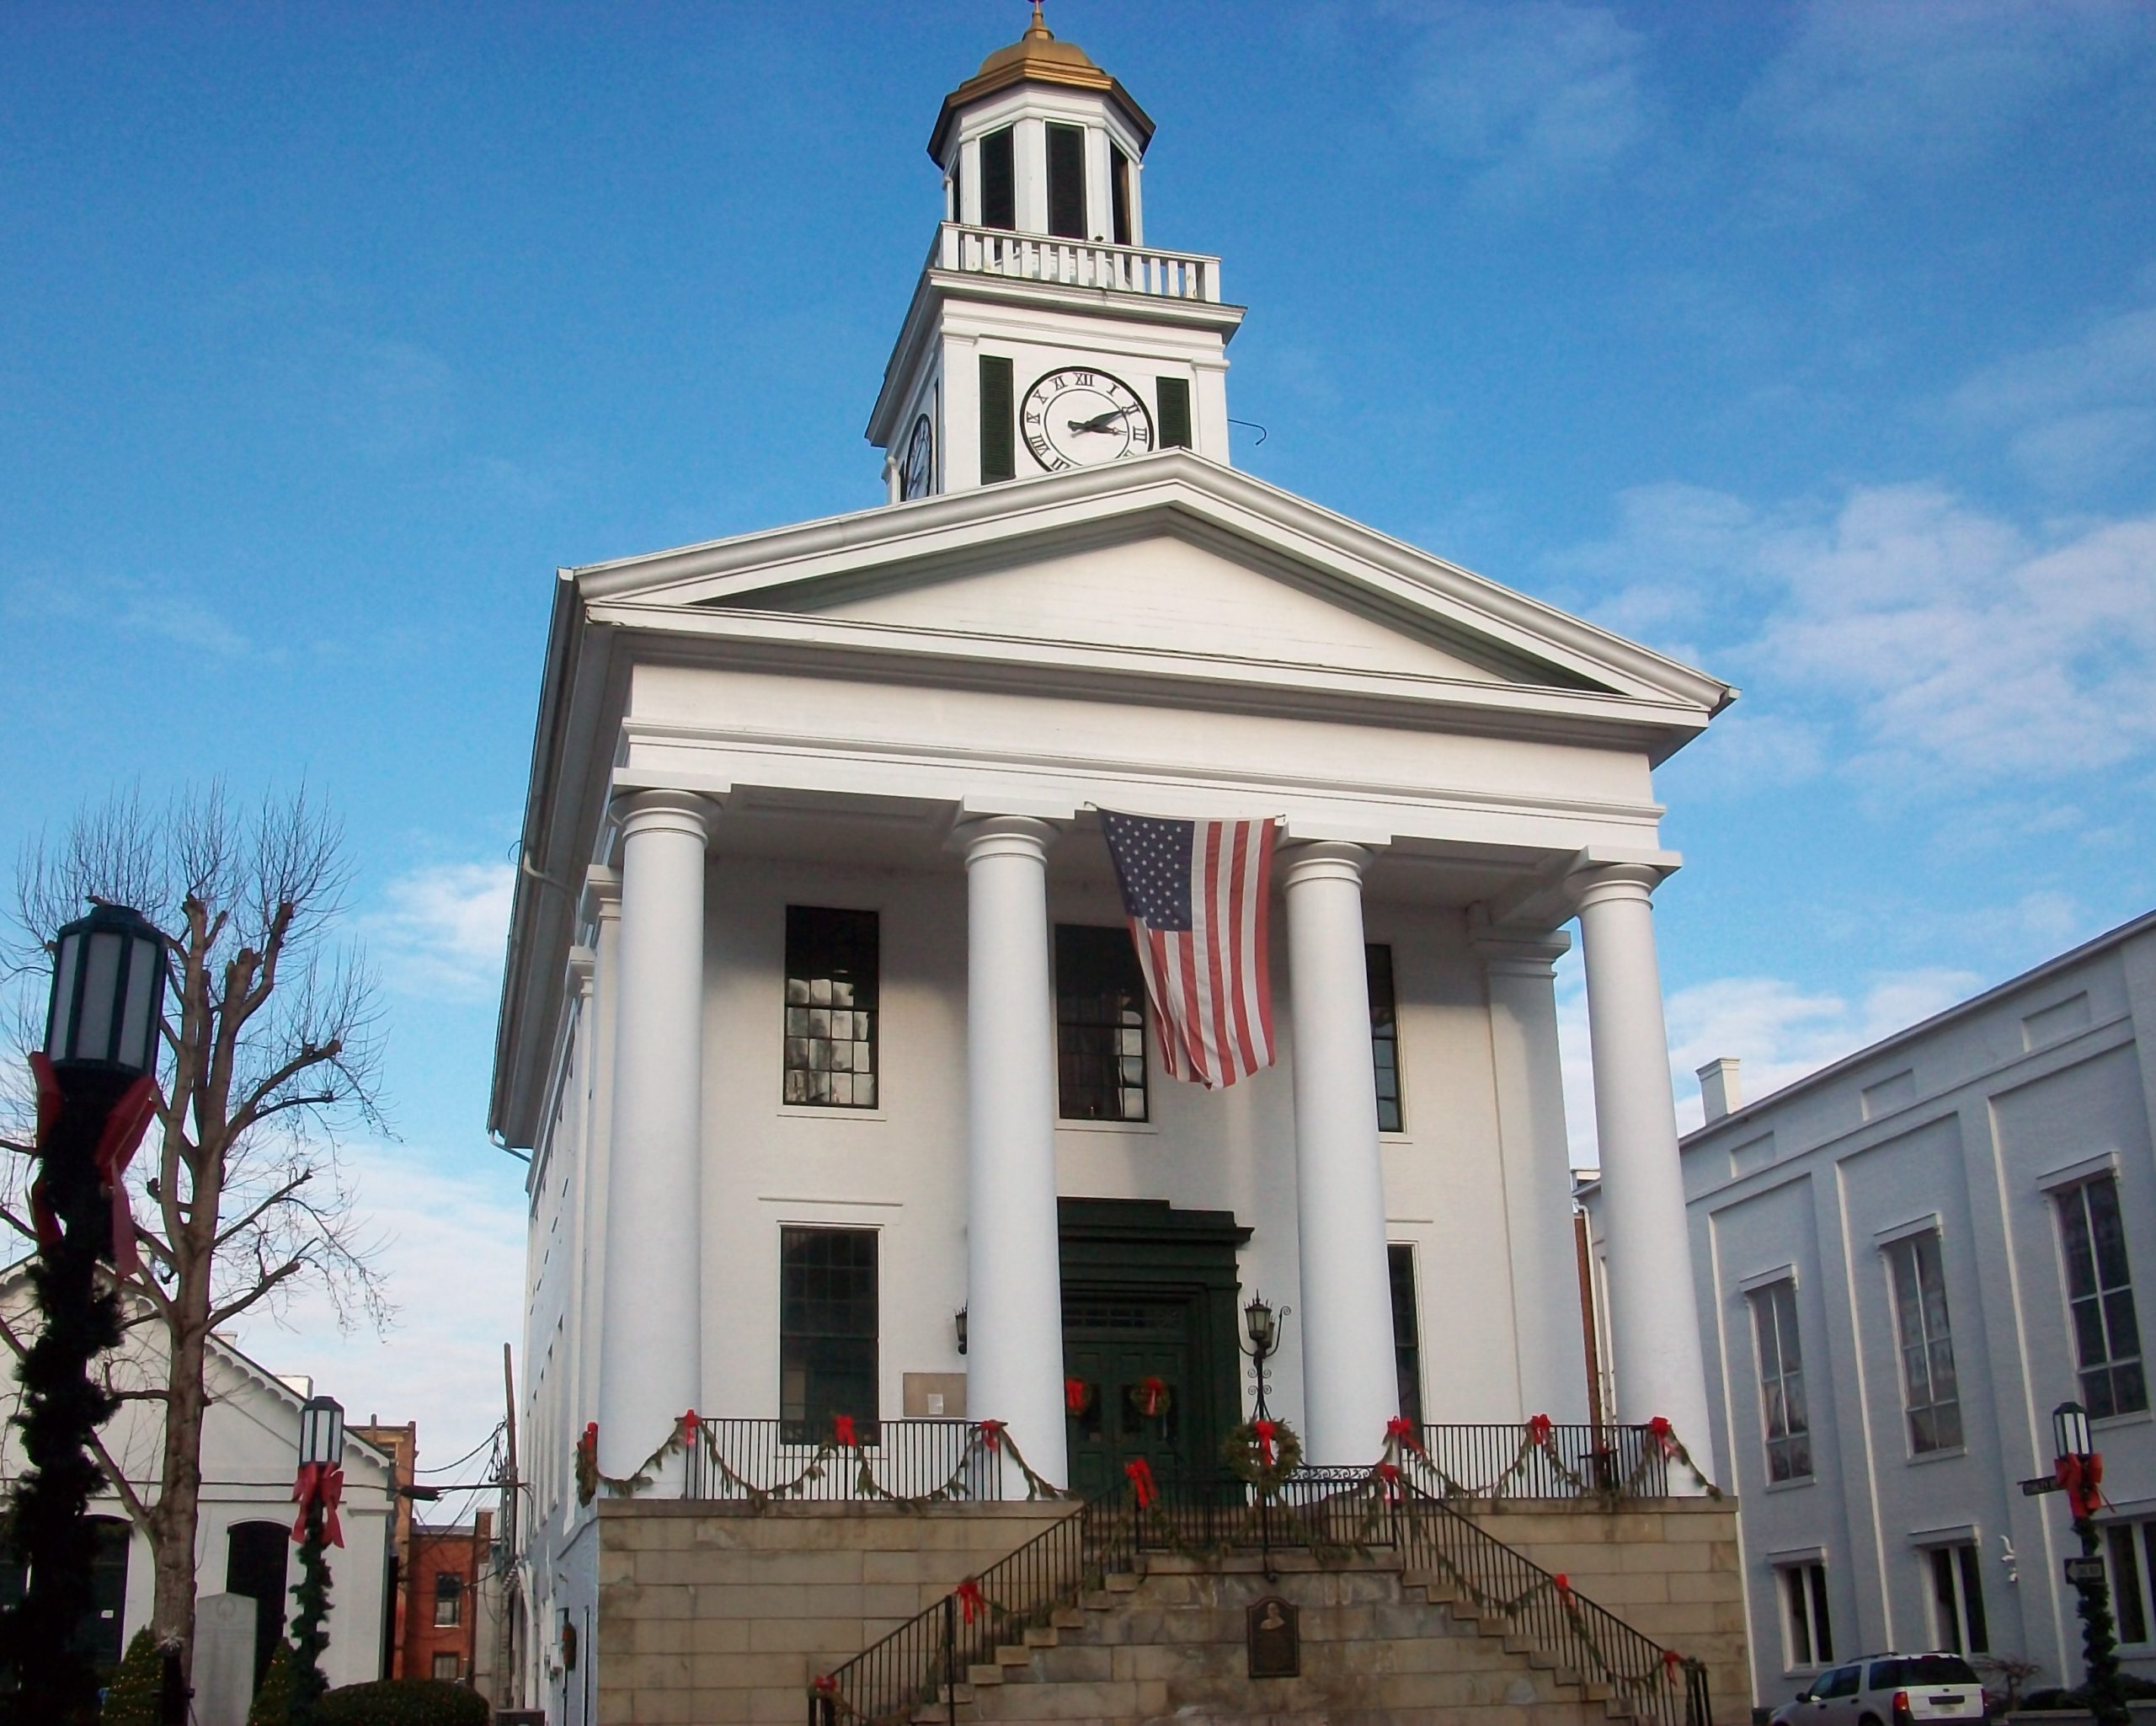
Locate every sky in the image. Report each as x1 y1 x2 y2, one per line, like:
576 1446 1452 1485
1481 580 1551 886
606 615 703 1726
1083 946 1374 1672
3 2 2153 1494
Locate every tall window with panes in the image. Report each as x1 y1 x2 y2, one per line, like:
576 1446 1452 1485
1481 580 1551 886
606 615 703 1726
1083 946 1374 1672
1749 1280 1811 1482
1055 926 1148 1121
779 1227 878 1445
1885 1231 1962 1452
2057 1175 2147 1418
782 906 878 1109
1388 1245 1423 1424
1926 1545 1988 1654
1780 1563 1833 1669
1367 944 1403 1133
2105 1517 2156 1647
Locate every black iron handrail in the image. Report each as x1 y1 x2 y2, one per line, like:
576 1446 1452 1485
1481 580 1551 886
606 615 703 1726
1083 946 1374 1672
1417 1421 1672 1499
680 1418 999 1502
808 1463 1709 1726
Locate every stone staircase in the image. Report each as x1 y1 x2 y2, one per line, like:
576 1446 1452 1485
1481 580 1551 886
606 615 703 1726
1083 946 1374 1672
923 1548 1649 1724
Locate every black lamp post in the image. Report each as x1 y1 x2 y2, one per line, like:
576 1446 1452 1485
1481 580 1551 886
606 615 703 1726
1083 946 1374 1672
2053 1399 2128 1726
289 1394 345 1725
1239 1290 1288 1422
0 902 168 1724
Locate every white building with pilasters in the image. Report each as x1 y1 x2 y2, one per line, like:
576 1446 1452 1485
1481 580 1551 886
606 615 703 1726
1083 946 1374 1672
492 13 1732 1713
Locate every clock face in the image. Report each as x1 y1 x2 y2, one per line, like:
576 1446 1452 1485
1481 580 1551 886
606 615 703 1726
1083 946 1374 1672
1021 368 1154 472
901 414 934 500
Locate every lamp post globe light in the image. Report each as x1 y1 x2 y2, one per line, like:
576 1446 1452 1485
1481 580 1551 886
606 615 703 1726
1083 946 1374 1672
2052 1398 2128 1726
1239 1290 1289 1423
0 901 168 1724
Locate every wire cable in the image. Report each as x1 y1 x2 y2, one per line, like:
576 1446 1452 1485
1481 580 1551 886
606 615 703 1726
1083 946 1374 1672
417 1420 507 1475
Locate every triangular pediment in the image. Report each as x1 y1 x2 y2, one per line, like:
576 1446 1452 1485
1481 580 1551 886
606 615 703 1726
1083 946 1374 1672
574 452 1732 715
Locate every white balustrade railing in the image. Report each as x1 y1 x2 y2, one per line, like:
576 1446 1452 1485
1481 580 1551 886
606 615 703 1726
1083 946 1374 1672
932 222 1223 303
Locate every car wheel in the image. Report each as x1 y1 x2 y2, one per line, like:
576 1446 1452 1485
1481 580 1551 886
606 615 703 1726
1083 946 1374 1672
1860 1714 1883 1726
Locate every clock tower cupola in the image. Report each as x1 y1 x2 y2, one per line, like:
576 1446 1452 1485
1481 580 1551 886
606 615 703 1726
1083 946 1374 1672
867 4 1246 502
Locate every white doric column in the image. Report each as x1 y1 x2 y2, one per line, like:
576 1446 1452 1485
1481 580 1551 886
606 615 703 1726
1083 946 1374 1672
574 868 622 1450
957 815 1068 1493
1476 930 1592 1423
1573 864 1716 1483
596 792 711 1478
1280 842 1400 1466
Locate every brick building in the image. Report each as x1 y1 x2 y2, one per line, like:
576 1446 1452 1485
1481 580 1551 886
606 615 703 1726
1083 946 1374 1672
399 1510 502 1697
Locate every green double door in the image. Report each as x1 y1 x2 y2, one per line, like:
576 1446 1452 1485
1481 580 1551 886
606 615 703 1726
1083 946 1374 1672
1057 1198 1248 1505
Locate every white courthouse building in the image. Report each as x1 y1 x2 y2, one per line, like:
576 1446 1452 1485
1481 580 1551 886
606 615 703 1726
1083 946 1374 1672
1584 911 2156 1709
494 15 1741 1722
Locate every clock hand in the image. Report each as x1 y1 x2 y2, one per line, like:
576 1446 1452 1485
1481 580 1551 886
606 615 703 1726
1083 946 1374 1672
1067 408 1131 434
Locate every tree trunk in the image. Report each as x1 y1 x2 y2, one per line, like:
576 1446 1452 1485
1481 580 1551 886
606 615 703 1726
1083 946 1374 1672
148 1297 210 1677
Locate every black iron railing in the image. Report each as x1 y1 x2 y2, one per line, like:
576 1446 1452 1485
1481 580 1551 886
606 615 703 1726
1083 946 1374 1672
809 1463 1709 1726
680 1418 1000 1502
1417 1421 1671 1498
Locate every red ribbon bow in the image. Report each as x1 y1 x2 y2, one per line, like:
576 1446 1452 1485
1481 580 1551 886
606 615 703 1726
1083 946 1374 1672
833 1414 857 1450
977 1419 1005 1450
27 1054 157 1277
812 1674 837 1695
1125 1456 1157 1508
1663 1649 1683 1673
1253 1419 1278 1466
1375 1460 1402 1502
291 1461 345 1547
1554 1572 1573 1606
1139 1376 1168 1418
1646 1414 1677 1456
1526 1413 1554 1447
1065 1376 1091 1416
956 1576 985 1625
2057 1452 2107 1520
680 1408 700 1438
581 1422 597 1451
1385 1416 1424 1455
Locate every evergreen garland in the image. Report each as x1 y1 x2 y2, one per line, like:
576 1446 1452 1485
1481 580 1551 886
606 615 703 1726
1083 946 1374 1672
97 1629 163 1726
2073 1515 2130 1726
0 1071 129 1726
288 1513 336 1726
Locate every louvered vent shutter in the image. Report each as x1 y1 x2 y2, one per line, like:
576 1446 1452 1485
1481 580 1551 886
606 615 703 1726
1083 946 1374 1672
1157 378 1193 451
979 356 1016 483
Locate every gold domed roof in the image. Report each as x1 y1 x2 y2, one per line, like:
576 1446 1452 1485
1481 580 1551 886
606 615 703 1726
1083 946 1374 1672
928 3 1154 162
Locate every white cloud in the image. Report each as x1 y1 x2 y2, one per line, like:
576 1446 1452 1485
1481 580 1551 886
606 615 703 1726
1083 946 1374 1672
368 860 515 1002
1398 2 1651 196
1950 304 2156 493
227 1141 526 1494
1741 0 2152 207
7 573 250 657
1557 951 1980 1163
1552 480 2156 789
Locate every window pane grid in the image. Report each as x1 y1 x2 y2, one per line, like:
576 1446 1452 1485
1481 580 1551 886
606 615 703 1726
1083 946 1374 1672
1367 944 1402 1133
1887 1232 1963 1453
1751 1281 1812 1482
1389 1244 1423 1425
783 906 878 1109
2059 1178 2148 1418
1055 926 1148 1122
779 1227 878 1445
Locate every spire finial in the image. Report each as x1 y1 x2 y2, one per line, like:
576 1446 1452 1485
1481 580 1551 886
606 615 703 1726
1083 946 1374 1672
1025 2 1052 42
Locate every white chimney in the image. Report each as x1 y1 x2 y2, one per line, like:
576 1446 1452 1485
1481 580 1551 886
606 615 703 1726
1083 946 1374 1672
1697 1057 1742 1123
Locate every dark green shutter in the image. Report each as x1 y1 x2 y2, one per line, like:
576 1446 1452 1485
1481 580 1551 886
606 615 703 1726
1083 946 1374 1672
1046 122 1086 238
1157 377 1193 450
979 355 1015 482
981 127 1016 231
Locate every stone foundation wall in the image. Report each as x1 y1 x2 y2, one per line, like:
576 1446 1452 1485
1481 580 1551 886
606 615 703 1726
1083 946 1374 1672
595 1499 1073 1724
1465 1497 1749 1722
594 1494 1746 1726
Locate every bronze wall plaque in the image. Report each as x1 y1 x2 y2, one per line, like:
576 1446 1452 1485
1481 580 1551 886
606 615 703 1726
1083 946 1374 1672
1246 1595 1299 1678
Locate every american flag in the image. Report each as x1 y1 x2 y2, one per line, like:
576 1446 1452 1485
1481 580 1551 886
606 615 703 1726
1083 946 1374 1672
1097 809 1279 1089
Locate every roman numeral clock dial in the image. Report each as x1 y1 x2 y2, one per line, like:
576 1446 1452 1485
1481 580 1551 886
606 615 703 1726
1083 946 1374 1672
1021 368 1154 472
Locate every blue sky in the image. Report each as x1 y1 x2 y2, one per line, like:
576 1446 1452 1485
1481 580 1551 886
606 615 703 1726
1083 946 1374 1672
4 3 2153 1486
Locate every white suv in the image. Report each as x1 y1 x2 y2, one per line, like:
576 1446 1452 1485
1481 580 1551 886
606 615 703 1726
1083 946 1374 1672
1771 1654 1987 1726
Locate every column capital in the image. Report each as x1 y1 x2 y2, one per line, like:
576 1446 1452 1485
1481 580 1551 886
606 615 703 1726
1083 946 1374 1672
611 788 715 848
1568 861 1666 912
952 814 1059 865
1276 839 1374 890
566 944 597 1001
1476 933 1573 979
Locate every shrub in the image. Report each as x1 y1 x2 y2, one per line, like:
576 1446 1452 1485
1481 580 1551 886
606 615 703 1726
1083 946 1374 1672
247 1641 295 1726
315 1677 489 1726
99 1629 163 1724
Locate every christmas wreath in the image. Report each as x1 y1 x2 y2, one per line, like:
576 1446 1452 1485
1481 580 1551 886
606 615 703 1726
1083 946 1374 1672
1134 1376 1171 1420
1221 1418 1302 1494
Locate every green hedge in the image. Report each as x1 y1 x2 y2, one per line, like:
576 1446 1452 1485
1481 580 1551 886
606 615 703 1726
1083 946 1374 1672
314 1677 489 1726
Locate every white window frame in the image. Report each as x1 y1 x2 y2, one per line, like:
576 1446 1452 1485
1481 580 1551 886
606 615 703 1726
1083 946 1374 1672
1749 1279 1812 1483
2055 1175 2148 1419
1924 1542 1989 1654
1884 1229 1963 1454
2102 1516 2156 1648
1776 1560 1833 1670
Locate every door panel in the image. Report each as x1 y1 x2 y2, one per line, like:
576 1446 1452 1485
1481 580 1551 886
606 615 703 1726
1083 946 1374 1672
1063 1295 1194 1501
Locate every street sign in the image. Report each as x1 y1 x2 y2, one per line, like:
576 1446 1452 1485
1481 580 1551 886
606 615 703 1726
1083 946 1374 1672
2021 1475 2063 1495
2065 1557 2107 1587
